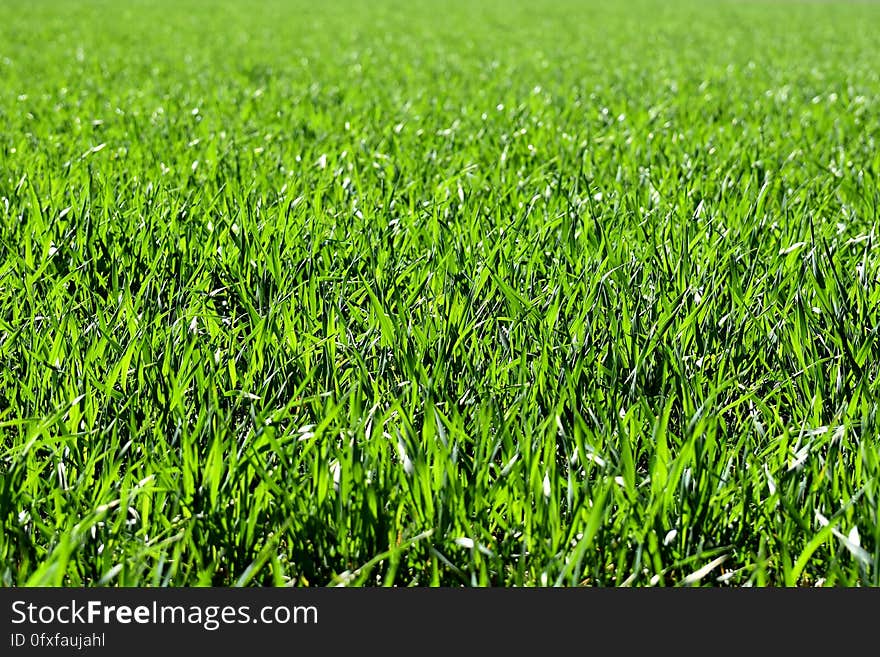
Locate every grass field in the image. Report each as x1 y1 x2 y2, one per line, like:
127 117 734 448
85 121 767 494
1 0 879 587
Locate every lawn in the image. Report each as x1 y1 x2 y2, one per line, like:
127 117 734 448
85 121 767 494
1 0 879 586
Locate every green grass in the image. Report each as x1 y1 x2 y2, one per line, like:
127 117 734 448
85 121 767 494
1 0 879 586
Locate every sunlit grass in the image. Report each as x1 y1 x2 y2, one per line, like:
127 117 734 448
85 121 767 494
1 0 879 586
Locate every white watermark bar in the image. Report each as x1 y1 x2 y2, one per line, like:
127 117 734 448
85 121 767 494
1 588 876 654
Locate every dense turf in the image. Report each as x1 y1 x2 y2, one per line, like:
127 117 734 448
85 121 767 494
1 0 879 586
